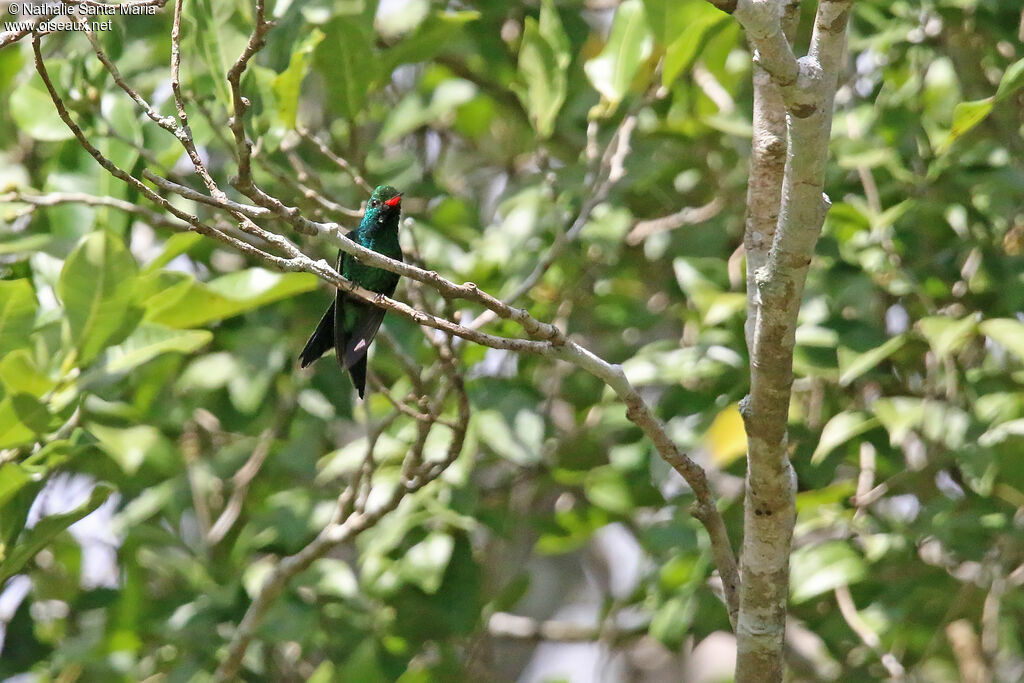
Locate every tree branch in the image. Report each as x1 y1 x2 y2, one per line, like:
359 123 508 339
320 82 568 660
715 1 854 681
28 10 743 670
487 611 649 643
216 326 471 680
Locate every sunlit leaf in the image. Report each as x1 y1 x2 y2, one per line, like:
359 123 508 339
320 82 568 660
584 466 634 514
790 541 866 603
811 411 880 464
58 231 143 365
273 29 325 129
940 98 993 152
0 394 51 449
9 73 74 142
917 315 976 359
980 318 1024 361
146 269 318 328
316 17 380 119
0 350 56 398
837 334 906 387
0 483 115 584
705 402 746 466
93 324 213 376
514 0 570 138
0 279 37 356
584 0 653 116
995 57 1024 102
662 4 730 87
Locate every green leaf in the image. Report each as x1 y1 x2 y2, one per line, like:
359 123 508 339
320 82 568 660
315 17 379 120
0 350 56 398
273 29 325 129
339 639 389 683
379 80 477 144
641 0 687 47
0 462 32 510
475 410 539 466
584 466 634 515
790 541 866 603
0 394 51 449
96 95 142 233
87 423 165 475
147 269 318 328
399 532 455 594
796 481 857 513
811 411 880 464
58 231 144 365
0 234 52 256
584 0 654 116
873 398 968 449
142 232 204 273
995 57 1024 102
662 5 730 87
0 483 115 585
649 596 696 648
93 324 213 376
513 0 570 138
0 279 38 356
187 0 233 108
979 318 1024 361
917 315 976 359
9 74 74 142
941 98 993 152
837 334 906 387
382 11 479 71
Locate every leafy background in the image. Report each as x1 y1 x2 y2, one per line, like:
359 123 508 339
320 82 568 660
1 0 1023 680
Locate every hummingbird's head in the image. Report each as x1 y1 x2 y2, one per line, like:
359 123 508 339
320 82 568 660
365 185 403 227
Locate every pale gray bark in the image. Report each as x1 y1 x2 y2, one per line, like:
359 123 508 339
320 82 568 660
706 1 855 681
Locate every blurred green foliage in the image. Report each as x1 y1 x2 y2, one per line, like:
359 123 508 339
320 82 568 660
1 0 1023 680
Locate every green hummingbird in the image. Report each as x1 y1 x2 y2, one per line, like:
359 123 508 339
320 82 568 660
300 185 404 398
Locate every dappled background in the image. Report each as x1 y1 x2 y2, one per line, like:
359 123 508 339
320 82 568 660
1 0 1023 680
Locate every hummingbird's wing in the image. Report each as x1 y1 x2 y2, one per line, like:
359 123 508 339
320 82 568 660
335 298 388 367
335 297 387 399
298 300 335 368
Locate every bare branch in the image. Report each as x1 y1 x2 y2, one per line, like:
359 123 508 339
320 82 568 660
216 330 471 680
946 619 991 683
206 426 278 546
626 198 725 245
28 14 741 669
169 0 224 198
0 191 185 230
834 585 905 678
488 611 649 642
297 127 374 194
726 1 800 88
468 109 640 331
731 0 854 679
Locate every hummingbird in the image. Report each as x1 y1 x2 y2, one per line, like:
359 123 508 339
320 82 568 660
299 185 404 399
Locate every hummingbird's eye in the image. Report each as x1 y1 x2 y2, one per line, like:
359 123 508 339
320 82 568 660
369 199 380 208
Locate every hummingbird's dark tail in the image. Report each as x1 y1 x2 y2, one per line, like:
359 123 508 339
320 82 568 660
299 302 335 368
349 355 368 399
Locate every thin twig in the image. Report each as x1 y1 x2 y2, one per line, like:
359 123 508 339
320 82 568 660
0 191 185 230
835 584 905 678
488 612 649 643
206 427 277 545
30 15 739 668
297 127 374 194
626 198 725 245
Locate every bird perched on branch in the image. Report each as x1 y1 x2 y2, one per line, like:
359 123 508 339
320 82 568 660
299 185 403 399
